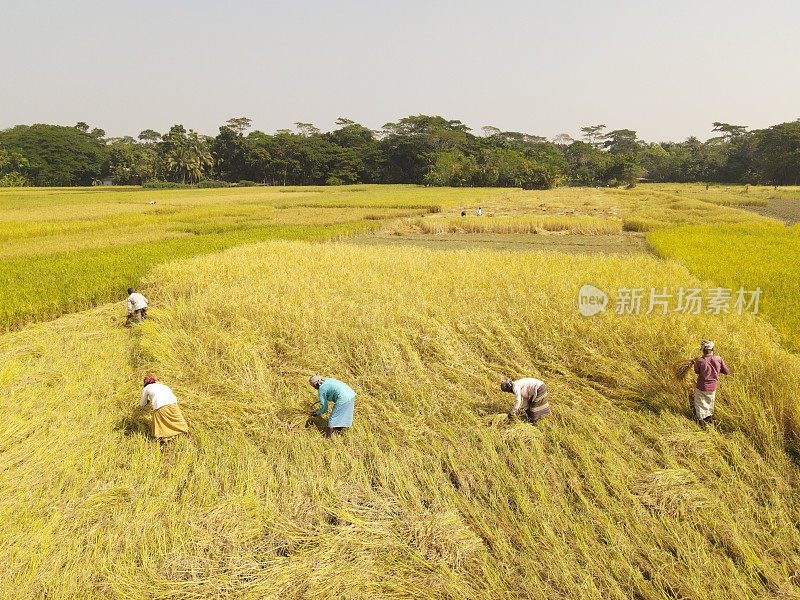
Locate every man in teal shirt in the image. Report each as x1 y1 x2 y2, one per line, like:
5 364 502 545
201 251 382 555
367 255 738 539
309 374 356 437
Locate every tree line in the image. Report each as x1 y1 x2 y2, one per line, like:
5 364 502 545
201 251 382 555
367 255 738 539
1 116 798 188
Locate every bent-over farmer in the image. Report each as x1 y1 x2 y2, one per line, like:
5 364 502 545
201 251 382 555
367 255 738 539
693 340 730 426
501 376 551 423
126 288 148 325
309 374 356 437
140 377 189 441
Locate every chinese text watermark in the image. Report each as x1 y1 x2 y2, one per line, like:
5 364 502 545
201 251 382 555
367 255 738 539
578 284 761 317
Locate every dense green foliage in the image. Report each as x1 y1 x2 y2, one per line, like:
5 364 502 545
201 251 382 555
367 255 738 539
0 124 107 185
2 117 800 188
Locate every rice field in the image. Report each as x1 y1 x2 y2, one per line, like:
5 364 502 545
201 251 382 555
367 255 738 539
649 183 800 208
0 222 373 331
649 222 800 351
2 242 800 598
3 183 781 332
1 184 800 599
1 185 490 331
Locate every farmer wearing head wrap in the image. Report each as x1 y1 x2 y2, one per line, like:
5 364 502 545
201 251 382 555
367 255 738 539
126 288 149 325
139 377 189 441
309 374 356 438
692 340 730 426
501 376 550 422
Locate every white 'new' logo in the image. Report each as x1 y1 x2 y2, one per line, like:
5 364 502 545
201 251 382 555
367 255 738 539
577 284 608 317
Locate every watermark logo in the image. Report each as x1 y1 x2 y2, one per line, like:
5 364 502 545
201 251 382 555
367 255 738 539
578 284 609 317
578 285 762 317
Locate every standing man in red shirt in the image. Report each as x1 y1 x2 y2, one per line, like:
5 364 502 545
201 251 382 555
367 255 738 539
693 340 731 426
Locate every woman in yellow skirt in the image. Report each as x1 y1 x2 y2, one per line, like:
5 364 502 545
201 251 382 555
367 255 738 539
139 376 189 441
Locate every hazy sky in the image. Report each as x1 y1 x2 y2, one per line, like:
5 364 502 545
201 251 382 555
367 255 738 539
1 0 798 142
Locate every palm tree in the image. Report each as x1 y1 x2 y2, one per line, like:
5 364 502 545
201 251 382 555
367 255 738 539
165 146 190 184
185 132 213 183
164 130 213 183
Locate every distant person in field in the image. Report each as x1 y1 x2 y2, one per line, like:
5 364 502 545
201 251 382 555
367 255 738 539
501 376 550 423
692 340 730 426
309 374 356 437
139 377 189 441
476 207 483 216
126 288 148 325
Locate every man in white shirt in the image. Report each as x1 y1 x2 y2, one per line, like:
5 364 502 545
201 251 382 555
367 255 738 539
501 376 551 422
140 377 189 441
126 288 148 325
